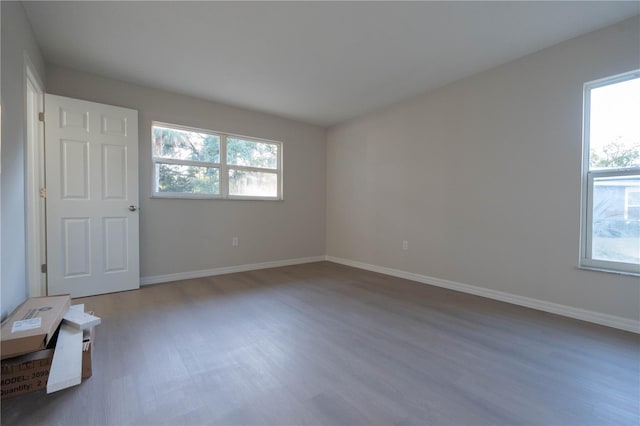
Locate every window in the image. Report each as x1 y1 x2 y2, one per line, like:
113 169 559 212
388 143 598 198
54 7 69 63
152 122 282 200
625 187 640 220
581 71 640 275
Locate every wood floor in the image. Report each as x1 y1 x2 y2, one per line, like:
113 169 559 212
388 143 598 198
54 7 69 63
2 262 638 425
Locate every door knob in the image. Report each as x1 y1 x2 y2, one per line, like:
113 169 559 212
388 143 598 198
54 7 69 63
128 205 137 212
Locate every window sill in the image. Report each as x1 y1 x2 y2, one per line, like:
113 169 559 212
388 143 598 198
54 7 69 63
578 265 640 277
150 195 283 201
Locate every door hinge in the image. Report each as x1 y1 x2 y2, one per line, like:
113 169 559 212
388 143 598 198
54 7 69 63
38 112 45 122
39 187 46 198
41 264 47 273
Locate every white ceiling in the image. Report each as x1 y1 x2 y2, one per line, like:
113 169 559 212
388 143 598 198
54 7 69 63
23 1 640 127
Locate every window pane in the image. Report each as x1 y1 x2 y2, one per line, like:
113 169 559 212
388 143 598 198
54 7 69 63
589 77 640 170
153 126 220 163
228 169 277 197
156 163 220 194
227 138 278 169
592 175 640 264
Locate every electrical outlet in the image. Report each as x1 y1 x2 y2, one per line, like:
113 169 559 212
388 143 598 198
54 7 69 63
232 237 239 246
402 240 409 250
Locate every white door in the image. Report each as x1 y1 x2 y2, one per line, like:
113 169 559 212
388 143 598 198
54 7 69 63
45 94 140 297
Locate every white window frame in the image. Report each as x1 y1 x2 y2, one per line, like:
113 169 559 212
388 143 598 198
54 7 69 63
580 70 640 276
151 121 283 200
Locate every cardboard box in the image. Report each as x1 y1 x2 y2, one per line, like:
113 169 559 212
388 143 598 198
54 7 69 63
82 326 94 379
1 296 71 360
1 349 53 399
1 302 97 399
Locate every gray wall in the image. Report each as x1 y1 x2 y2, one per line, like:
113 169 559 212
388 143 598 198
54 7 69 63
1 1 46 320
327 17 640 322
46 66 326 280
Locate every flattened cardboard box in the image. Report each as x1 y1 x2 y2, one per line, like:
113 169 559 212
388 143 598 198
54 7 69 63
0 295 71 360
1 349 53 399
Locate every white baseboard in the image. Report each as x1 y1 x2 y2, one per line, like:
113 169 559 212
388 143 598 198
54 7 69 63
140 256 326 286
326 256 640 334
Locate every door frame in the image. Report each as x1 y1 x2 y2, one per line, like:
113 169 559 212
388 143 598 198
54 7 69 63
25 52 46 297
